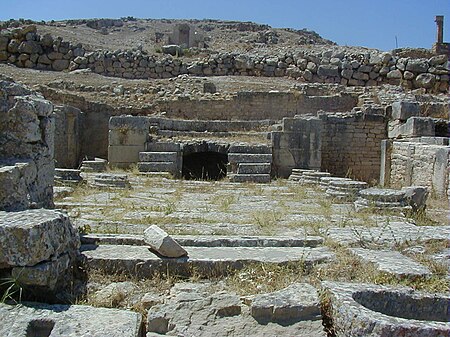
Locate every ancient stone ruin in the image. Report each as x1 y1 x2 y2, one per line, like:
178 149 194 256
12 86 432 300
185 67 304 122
0 16 449 337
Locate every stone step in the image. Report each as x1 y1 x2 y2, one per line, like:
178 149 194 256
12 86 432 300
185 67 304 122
90 173 131 189
228 153 272 164
229 174 271 183
237 163 271 174
146 142 181 152
137 162 178 173
80 244 334 278
228 144 272 154
139 151 179 162
80 234 324 248
55 168 82 183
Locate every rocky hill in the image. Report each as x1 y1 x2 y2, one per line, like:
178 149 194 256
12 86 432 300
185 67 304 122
1 17 335 56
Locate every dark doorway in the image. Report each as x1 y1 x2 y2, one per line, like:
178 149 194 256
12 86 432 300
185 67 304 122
182 152 228 180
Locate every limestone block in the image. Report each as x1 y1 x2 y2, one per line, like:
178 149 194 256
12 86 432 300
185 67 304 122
0 302 143 337
139 151 179 162
52 59 70 71
109 129 149 146
0 160 36 211
391 101 420 121
108 144 146 164
317 65 339 77
11 253 70 289
250 283 321 324
0 209 80 268
144 225 188 258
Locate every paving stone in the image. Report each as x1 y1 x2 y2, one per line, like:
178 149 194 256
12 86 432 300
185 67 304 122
80 244 334 277
349 248 431 278
146 281 326 337
81 233 324 247
0 302 142 337
321 281 450 337
250 283 321 324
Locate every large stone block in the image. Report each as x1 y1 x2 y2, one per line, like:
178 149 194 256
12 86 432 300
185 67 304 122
108 145 146 164
109 129 149 146
391 101 420 121
109 115 150 131
0 209 80 268
144 225 188 258
0 303 143 337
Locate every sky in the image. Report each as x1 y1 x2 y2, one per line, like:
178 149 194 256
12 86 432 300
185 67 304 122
1 0 449 51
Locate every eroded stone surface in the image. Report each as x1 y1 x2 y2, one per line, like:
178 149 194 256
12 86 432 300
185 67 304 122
321 281 450 337
249 283 321 324
349 248 431 278
146 282 326 337
0 302 142 337
0 209 80 268
144 225 188 258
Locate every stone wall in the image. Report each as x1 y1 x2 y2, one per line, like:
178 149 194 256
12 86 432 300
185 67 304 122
158 91 358 120
1 25 448 92
386 138 450 197
0 80 55 210
320 112 387 183
272 111 387 182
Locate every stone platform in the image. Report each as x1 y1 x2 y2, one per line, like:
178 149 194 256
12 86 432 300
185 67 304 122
0 302 142 337
80 244 334 277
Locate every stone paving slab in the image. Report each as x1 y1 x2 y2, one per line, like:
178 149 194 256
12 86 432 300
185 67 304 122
80 244 334 277
324 222 450 247
80 233 323 248
348 248 431 278
0 302 142 337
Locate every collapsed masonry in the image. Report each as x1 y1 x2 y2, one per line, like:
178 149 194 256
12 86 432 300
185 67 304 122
0 80 79 302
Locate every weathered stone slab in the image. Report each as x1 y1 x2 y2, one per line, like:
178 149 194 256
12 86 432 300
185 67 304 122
228 153 272 163
391 101 420 121
349 248 431 278
80 233 324 248
237 163 271 174
0 302 142 337
229 173 271 183
324 222 450 247
90 173 131 189
250 283 321 324
144 225 188 258
80 244 334 277
0 209 80 268
108 145 146 164
321 281 450 337
139 151 179 162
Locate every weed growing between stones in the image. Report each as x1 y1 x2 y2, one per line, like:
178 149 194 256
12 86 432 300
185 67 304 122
0 274 23 304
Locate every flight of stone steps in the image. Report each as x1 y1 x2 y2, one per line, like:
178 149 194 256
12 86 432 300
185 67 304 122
137 142 182 178
227 144 272 183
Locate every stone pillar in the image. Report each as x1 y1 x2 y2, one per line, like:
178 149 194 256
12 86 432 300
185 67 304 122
435 16 444 44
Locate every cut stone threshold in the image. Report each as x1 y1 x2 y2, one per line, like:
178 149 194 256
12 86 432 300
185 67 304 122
80 233 323 248
80 244 334 277
0 302 142 337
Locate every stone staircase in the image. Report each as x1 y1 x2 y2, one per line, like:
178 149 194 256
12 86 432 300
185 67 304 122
227 144 272 183
137 142 182 178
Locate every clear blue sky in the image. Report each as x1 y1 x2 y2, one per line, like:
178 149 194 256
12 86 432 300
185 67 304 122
1 0 449 51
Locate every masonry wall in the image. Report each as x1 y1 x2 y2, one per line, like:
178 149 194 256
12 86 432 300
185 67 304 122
1 25 448 93
157 91 358 120
0 80 55 210
320 112 387 183
389 139 450 197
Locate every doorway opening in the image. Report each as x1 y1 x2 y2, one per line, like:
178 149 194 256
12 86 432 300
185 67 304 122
182 152 228 180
